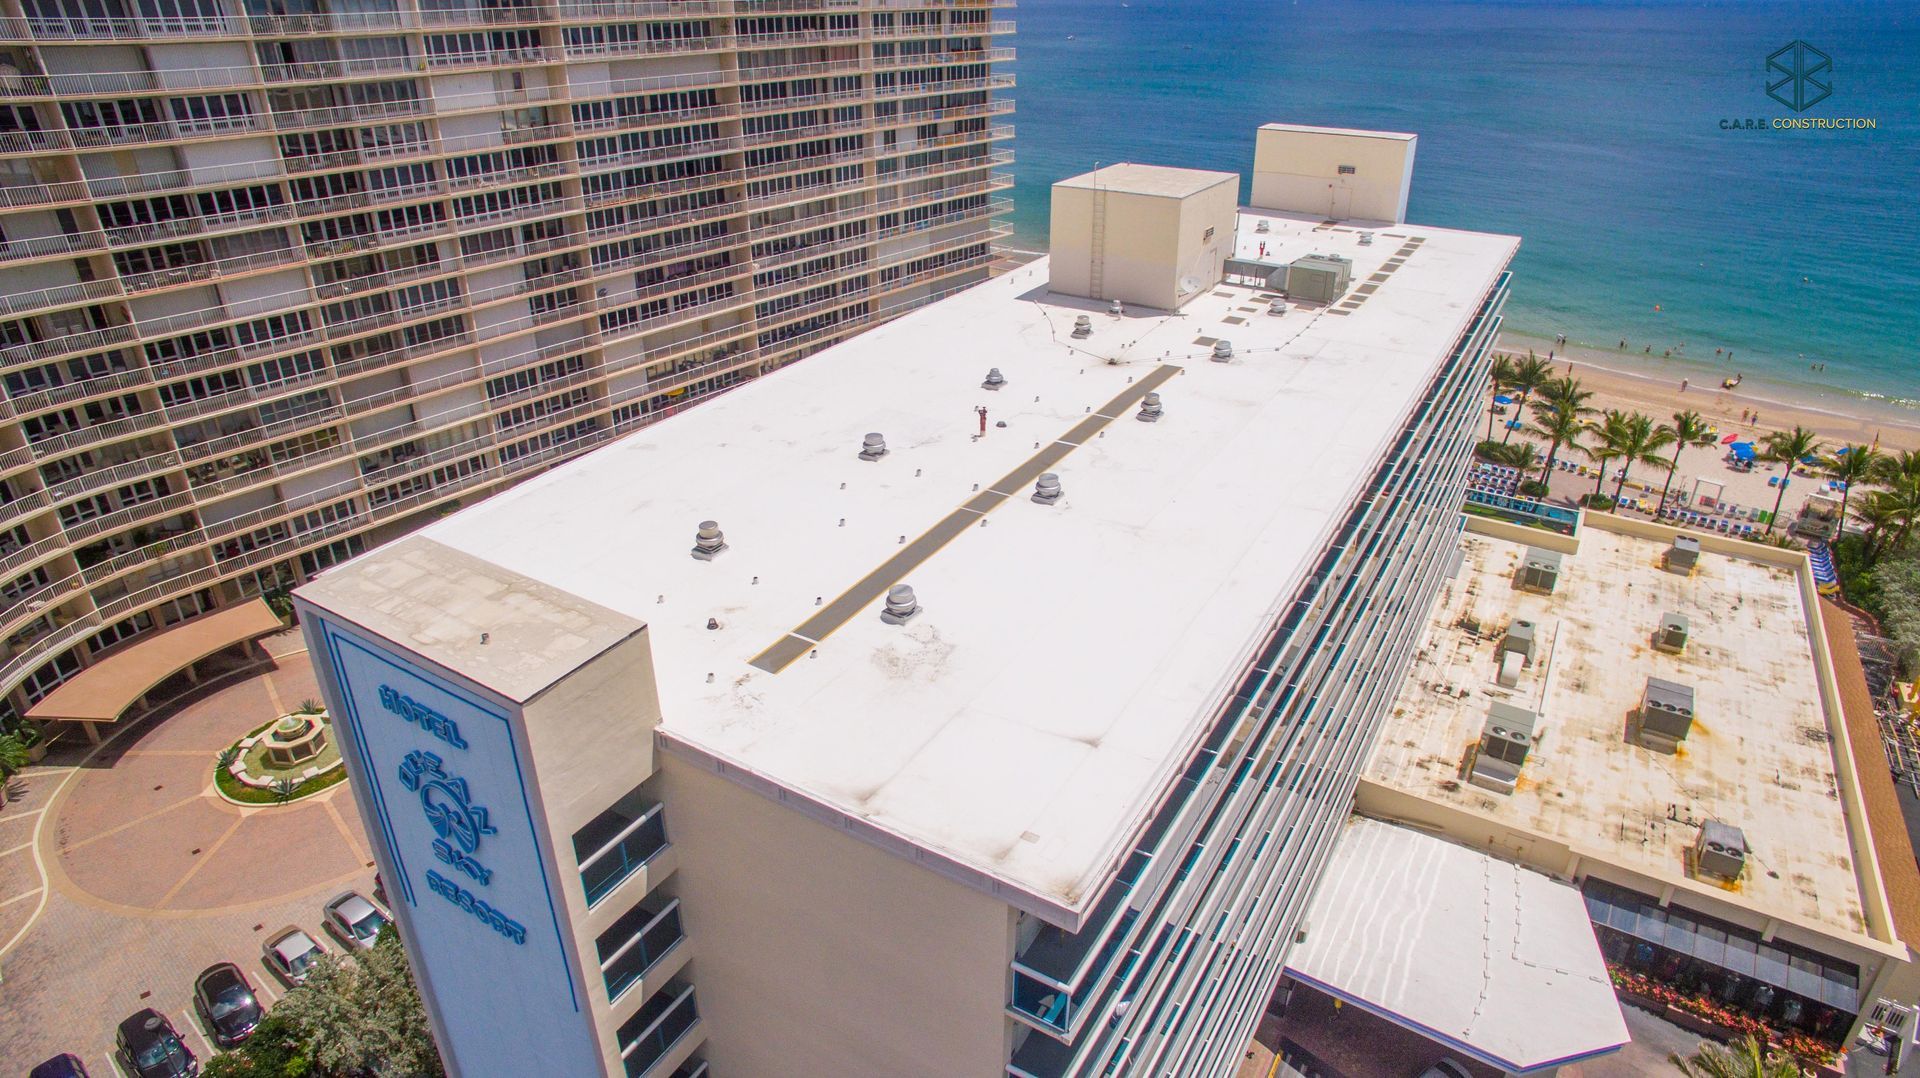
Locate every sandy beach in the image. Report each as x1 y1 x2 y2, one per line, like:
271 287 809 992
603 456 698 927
1495 331 1920 455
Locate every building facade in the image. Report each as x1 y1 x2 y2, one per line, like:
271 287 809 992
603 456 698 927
0 0 1011 724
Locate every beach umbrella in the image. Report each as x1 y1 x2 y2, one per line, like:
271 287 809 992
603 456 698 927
1721 433 1740 445
1730 443 1755 462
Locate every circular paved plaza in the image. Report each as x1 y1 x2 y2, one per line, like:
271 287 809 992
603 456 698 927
0 633 378 1072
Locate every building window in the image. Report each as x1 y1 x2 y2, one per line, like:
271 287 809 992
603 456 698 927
1337 164 1356 175
572 784 668 907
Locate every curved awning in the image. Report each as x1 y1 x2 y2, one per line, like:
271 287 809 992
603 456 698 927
27 599 283 727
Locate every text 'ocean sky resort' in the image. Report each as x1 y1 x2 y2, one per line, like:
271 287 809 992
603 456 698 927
3 5 1919 1078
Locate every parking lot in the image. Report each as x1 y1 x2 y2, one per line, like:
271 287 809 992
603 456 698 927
0 636 378 1073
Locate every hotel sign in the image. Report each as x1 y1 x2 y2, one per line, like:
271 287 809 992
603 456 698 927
312 617 601 1078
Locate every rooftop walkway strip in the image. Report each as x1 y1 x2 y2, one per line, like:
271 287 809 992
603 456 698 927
749 363 1183 673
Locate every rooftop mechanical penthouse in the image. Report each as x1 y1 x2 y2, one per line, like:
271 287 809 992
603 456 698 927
297 130 1520 1078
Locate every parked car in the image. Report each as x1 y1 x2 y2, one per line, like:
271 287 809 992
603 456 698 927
115 1009 198 1078
193 961 264 1047
323 889 391 950
28 1054 90 1078
263 925 327 986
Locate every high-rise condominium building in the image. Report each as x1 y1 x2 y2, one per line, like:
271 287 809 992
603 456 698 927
0 0 1011 731
298 140 1520 1077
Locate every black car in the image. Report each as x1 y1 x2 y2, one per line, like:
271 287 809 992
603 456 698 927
193 961 264 1047
115 1008 199 1078
28 1054 90 1078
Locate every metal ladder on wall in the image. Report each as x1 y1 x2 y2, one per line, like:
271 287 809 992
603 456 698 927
1088 180 1108 300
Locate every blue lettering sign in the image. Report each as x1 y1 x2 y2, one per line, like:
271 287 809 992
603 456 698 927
426 869 527 945
379 685 469 749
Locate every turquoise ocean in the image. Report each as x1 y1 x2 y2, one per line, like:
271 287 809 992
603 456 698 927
1003 0 1920 405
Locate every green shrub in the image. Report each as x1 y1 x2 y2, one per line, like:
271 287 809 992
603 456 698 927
1518 479 1550 498
1580 493 1616 511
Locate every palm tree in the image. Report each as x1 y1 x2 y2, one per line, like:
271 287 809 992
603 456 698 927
1877 448 1920 486
1485 354 1517 442
1669 1034 1802 1078
1583 410 1630 499
1658 410 1718 511
1612 412 1678 504
1531 401 1591 489
1502 352 1554 444
1820 444 1882 536
1761 425 1823 534
1859 489 1911 561
1536 374 1594 418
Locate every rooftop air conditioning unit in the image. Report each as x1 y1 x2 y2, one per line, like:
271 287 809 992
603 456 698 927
1666 534 1700 576
1635 675 1695 753
1694 820 1748 882
1283 254 1352 305
1517 547 1562 594
1499 618 1537 663
1655 611 1689 654
1470 701 1537 795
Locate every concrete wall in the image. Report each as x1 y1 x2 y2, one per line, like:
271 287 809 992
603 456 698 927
1251 127 1416 224
1049 176 1237 311
657 754 1015 1078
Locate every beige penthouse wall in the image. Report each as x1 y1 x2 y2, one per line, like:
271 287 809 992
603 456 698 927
658 756 1016 1078
1252 127 1416 224
1172 176 1239 304
1049 185 1182 310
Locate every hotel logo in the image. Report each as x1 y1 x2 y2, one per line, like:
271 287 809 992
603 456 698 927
1766 41 1832 113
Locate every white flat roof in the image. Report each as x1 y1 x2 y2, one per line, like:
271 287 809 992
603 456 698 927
1053 162 1237 199
1367 524 1870 938
1258 122 1417 142
1287 817 1629 1074
381 211 1517 923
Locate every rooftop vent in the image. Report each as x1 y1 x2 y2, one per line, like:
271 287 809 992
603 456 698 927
1072 315 1093 339
691 520 727 561
1211 340 1234 362
1666 534 1700 575
881 583 920 625
859 432 888 461
1032 472 1063 506
983 367 1007 391
1635 675 1695 753
1109 300 1125 317
1268 298 1288 316
1471 701 1537 795
1255 219 1271 234
1517 547 1562 594
1694 820 1749 882
1285 254 1353 304
1358 231 1375 246
1136 391 1164 423
1655 611 1690 654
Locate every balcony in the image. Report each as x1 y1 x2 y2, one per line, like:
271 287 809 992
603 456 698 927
60 490 194 544
45 450 181 504
616 981 699 1078
576 801 669 908
597 897 685 1004
27 411 168 457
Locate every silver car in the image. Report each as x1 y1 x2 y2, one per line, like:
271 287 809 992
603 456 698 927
322 890 391 951
263 926 327 986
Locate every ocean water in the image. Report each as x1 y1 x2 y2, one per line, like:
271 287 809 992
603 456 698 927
1003 0 1920 402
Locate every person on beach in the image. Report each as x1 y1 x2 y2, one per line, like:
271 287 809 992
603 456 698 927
1681 379 1688 392
1619 339 1627 349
